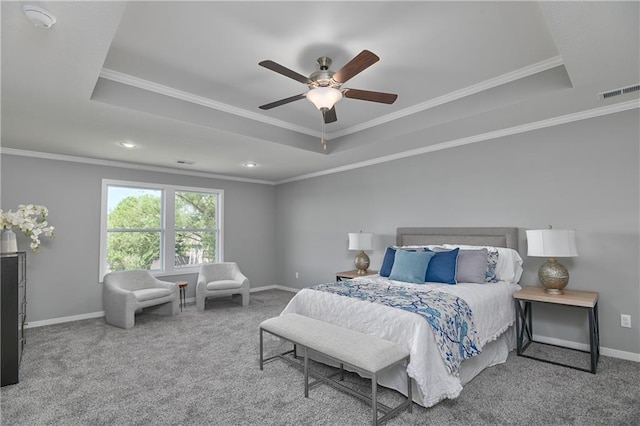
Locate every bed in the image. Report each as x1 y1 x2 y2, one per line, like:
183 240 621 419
280 227 523 408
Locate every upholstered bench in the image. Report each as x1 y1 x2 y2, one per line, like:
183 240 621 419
259 313 412 425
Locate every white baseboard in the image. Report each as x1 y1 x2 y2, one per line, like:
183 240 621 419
22 296 639 363
25 311 106 329
250 284 300 293
24 288 297 328
533 334 640 362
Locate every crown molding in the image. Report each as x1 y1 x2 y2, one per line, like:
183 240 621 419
99 56 564 142
99 68 322 138
4 99 636 186
0 148 276 186
277 98 639 184
329 56 566 139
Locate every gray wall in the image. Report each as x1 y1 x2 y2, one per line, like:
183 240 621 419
1 109 638 356
275 109 640 355
1 155 277 322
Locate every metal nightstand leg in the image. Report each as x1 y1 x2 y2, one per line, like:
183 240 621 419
515 300 533 355
588 303 600 374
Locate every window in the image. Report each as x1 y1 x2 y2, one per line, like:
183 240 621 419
99 179 223 280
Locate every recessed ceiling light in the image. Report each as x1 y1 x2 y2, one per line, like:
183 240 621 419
243 162 258 168
119 141 137 149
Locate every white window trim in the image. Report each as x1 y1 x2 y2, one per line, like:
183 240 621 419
99 179 224 281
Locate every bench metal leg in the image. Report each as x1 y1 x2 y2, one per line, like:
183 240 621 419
259 328 264 370
407 365 412 413
260 327 411 424
259 328 296 368
372 372 378 426
304 347 309 398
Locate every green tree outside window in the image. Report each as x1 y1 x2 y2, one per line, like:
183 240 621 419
106 186 217 272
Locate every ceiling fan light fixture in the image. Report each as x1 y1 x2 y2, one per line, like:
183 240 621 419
306 87 342 110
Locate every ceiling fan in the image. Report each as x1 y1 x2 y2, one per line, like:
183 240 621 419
258 50 398 124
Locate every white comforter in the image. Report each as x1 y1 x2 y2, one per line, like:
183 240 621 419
280 276 521 407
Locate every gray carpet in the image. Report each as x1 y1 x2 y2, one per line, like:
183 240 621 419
1 289 639 425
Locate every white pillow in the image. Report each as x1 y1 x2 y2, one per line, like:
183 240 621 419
442 244 524 283
395 244 444 251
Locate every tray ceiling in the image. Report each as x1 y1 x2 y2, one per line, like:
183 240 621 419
2 1 638 182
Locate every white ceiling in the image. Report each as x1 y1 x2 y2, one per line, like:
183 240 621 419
2 1 639 183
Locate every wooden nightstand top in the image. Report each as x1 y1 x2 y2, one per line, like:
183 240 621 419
336 270 379 280
514 286 598 308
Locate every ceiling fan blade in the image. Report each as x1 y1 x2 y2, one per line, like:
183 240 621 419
323 107 337 124
343 88 398 104
332 50 380 84
259 93 306 110
259 60 311 84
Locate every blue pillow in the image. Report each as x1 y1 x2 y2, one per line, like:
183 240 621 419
425 248 459 284
389 249 435 284
380 247 418 277
379 247 397 277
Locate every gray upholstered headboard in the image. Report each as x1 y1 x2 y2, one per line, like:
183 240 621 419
396 227 519 251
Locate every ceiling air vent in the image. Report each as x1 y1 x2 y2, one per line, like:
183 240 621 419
599 84 640 100
622 84 640 94
176 160 195 165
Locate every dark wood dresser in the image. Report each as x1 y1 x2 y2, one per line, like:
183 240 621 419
1 251 27 387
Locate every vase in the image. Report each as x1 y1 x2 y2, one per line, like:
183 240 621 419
1 229 18 253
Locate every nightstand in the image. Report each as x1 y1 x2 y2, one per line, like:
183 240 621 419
336 270 378 281
514 286 599 374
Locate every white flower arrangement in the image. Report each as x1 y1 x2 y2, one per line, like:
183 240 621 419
0 204 55 252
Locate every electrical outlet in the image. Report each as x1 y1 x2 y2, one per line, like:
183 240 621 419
620 314 631 328
295 272 299 279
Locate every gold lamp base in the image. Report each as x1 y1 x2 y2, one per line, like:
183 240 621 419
354 250 370 275
539 257 569 294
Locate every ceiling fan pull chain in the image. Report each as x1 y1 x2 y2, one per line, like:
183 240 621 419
321 116 327 151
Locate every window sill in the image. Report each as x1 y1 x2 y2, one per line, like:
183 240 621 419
153 268 200 278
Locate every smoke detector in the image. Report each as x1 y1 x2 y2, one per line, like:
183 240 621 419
22 5 57 28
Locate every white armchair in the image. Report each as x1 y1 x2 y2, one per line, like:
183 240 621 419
103 270 179 329
196 262 250 311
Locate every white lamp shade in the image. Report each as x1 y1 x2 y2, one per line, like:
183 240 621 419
306 87 343 110
526 229 578 257
348 232 373 251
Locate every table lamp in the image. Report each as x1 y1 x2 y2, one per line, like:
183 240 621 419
526 227 578 294
348 232 373 275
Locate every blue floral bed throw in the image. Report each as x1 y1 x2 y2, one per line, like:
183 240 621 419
312 280 481 375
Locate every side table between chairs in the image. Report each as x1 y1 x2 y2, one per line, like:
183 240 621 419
177 281 188 311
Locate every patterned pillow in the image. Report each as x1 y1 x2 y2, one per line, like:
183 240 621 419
485 249 499 283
